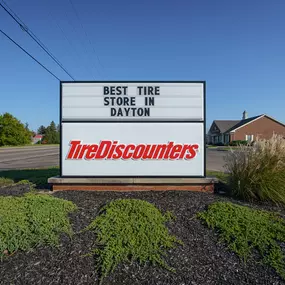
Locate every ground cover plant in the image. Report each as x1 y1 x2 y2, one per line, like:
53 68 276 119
0 177 14 187
198 201 285 279
0 193 77 259
83 199 182 283
224 134 285 203
0 167 59 188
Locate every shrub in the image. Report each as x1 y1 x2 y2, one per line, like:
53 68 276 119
224 134 285 203
83 199 182 283
198 202 285 279
0 177 14 187
229 140 248 146
214 142 224 146
0 193 77 259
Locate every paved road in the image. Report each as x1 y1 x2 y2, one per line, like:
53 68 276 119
206 148 227 172
0 146 227 171
0 146 59 170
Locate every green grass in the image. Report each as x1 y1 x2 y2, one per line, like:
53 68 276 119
83 199 182 283
198 202 285 279
0 167 59 188
206 170 228 183
0 177 14 187
0 193 77 259
0 168 224 189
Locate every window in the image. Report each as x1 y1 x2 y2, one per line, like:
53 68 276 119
225 134 229 143
245 134 254 142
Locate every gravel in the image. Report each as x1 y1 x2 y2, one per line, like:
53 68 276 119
1 187 285 285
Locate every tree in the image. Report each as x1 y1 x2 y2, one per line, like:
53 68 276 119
37 125 46 135
0 113 32 146
43 121 60 144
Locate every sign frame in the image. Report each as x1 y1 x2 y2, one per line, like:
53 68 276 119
59 81 206 178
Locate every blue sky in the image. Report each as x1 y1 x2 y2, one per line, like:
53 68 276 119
0 0 284 131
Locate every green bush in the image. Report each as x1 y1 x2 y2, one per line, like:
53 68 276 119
0 193 77 259
198 202 285 279
83 199 182 283
0 113 32 146
0 177 14 187
229 140 248 146
224 135 285 204
214 142 224 146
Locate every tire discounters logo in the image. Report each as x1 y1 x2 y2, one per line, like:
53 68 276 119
66 140 199 160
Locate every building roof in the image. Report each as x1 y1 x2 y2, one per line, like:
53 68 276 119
34 135 43 139
226 115 263 132
213 120 240 133
210 114 285 135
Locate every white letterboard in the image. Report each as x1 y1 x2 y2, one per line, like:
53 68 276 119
61 82 204 121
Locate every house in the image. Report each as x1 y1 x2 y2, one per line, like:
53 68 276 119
207 111 285 145
32 134 43 144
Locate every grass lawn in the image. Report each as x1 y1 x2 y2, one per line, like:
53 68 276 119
0 167 59 188
0 168 226 188
206 170 228 183
206 145 218 148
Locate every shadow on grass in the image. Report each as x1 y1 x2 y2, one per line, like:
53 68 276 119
206 170 231 195
0 167 59 189
0 169 230 191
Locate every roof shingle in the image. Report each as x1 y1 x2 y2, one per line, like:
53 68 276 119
213 120 240 133
226 115 263 132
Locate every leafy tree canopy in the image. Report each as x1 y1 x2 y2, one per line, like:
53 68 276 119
0 113 32 146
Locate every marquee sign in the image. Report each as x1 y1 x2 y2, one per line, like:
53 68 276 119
60 81 205 177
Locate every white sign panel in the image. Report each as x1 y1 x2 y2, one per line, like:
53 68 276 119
62 122 204 176
61 82 204 121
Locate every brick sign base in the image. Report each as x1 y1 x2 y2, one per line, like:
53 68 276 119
48 177 216 193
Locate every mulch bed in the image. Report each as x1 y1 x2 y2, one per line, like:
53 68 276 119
1 186 285 285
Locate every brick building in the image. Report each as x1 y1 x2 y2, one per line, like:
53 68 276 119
207 111 285 145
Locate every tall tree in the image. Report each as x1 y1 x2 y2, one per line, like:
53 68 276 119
37 125 46 135
0 113 31 146
43 121 60 144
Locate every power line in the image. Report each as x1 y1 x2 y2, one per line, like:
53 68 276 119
46 7 91 77
68 0 104 78
2 0 53 56
0 28 60 81
62 4 97 79
0 1 75 80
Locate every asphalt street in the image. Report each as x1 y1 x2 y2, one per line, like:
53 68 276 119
0 146 227 172
0 146 59 170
